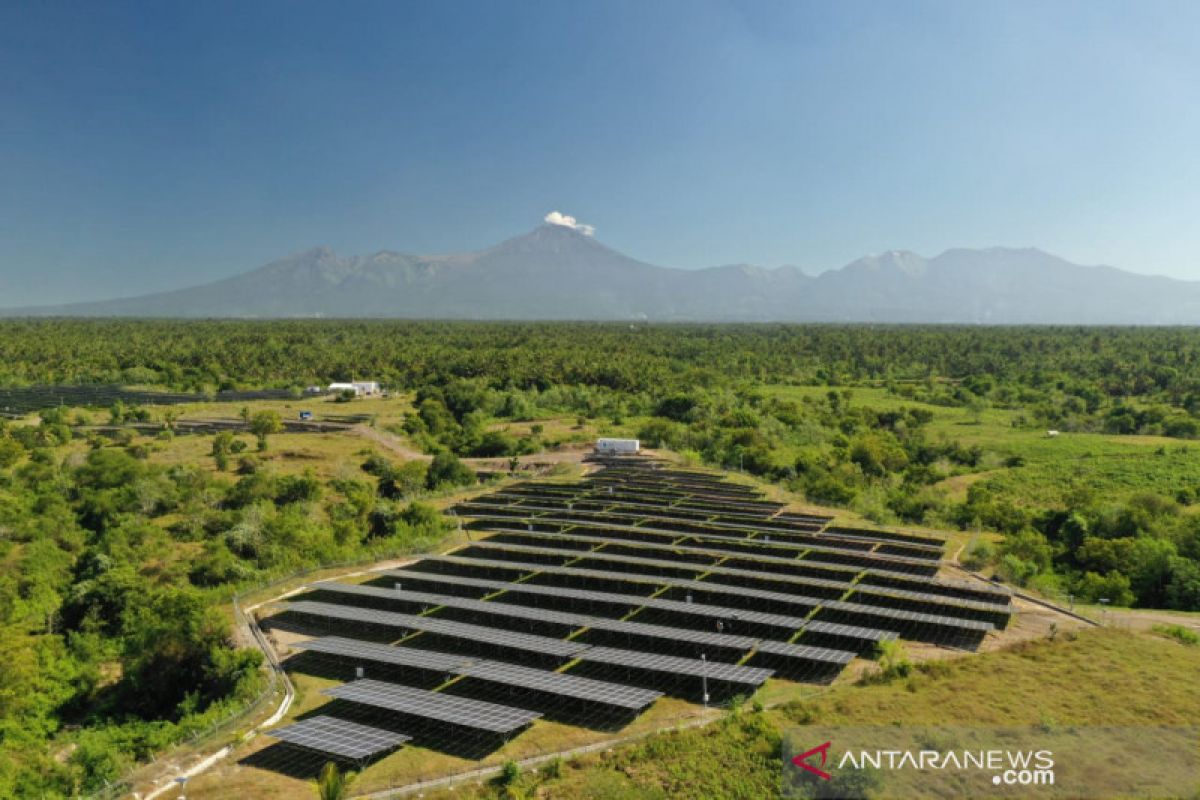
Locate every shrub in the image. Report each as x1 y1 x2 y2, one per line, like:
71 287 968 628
1152 624 1199 646
317 762 355 800
960 538 995 570
426 451 475 490
499 759 521 786
877 639 913 680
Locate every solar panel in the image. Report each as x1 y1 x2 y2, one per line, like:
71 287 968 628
305 582 761 651
466 537 996 620
578 647 774 685
426 550 992 635
281 600 589 657
292 635 474 671
376 572 810 632
465 493 822 532
324 679 541 734
267 715 411 760
818 599 995 633
473 503 839 542
454 502 855 552
386 566 898 647
754 640 856 665
475 520 936 575
414 553 845 601
458 659 662 710
804 620 899 643
844 584 1016 617
293 637 661 711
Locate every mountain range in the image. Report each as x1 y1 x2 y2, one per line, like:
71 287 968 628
6 223 1200 323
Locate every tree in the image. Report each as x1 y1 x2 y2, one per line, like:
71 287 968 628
1166 557 1200 610
426 451 475 490
212 430 234 472
316 762 354 800
0 436 23 469
249 410 283 451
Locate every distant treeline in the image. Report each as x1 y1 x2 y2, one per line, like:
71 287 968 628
4 320 1200 399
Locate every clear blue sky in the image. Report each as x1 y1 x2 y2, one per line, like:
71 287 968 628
2 0 1199 305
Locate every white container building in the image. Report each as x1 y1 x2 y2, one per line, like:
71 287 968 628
596 438 640 454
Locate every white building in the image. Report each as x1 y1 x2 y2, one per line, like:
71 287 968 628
328 381 382 397
596 437 640 454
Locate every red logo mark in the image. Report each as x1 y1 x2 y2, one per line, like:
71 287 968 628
792 741 833 781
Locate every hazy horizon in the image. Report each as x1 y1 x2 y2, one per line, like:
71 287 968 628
3 1 1200 305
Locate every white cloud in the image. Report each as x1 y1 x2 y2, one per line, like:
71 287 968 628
544 210 595 236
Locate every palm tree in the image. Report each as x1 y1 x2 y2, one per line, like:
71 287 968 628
316 762 354 800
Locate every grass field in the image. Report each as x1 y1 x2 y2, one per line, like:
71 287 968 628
765 384 1200 510
429 626 1200 799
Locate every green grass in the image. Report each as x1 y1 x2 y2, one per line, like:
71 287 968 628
765 384 1200 510
427 627 1200 799
1152 623 1200 646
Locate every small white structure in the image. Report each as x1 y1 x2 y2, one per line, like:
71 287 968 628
1046 430 1060 438
596 437 640 454
328 381 382 397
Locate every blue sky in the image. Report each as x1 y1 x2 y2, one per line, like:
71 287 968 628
2 0 1199 305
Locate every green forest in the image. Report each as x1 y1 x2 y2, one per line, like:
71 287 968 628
3 320 1200 796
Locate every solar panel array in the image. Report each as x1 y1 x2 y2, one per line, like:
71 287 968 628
578 646 775 684
267 715 411 760
455 660 661 709
378 568 895 651
293 636 662 710
324 679 542 734
281 600 589 657
445 541 1006 635
263 455 1015 768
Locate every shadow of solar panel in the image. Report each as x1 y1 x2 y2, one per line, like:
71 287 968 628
323 679 540 734
267 715 410 760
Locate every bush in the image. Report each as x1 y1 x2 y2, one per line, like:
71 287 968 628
876 639 912 681
1074 571 1135 607
498 759 521 786
1152 624 1200 646
960 538 995 570
426 451 475 490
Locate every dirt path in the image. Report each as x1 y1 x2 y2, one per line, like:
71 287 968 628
1099 608 1200 632
350 423 431 461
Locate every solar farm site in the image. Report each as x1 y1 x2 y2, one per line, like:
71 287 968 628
258 456 1015 779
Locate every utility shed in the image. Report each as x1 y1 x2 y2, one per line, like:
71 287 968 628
328 381 381 396
596 438 640 454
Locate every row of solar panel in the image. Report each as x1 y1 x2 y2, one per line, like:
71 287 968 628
495 520 1011 605
305 579 879 656
458 498 931 557
472 534 1017 623
467 514 943 578
459 532 1013 624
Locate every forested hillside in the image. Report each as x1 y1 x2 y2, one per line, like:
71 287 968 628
0 406 471 796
